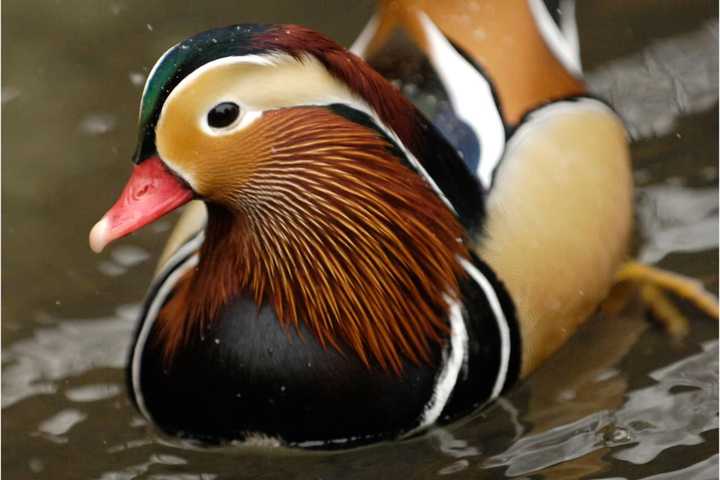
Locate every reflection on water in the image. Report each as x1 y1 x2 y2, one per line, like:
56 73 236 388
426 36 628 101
1 86 20 105
37 409 87 439
614 340 717 464
78 113 117 136
97 453 197 480
642 454 718 480
98 245 152 277
637 186 718 264
486 340 718 476
2 305 136 408
588 20 718 140
3 0 718 478
65 383 122 402
3 304 715 478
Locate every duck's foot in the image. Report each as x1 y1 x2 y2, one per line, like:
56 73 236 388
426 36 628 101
608 261 718 336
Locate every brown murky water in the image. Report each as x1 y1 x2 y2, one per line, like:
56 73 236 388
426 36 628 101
3 1 718 478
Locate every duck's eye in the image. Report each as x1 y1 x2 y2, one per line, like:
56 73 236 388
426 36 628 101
207 102 240 129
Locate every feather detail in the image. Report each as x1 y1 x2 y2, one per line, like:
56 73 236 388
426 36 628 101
254 25 425 156
156 107 468 373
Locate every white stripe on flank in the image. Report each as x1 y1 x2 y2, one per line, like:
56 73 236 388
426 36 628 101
460 258 511 400
131 232 204 423
528 0 583 77
416 12 506 189
408 296 468 434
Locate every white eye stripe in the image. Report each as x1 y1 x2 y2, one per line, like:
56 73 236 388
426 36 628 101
199 102 263 136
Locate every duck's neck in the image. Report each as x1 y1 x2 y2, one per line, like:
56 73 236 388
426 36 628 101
157 107 469 373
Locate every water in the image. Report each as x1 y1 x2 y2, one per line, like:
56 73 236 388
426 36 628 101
3 1 717 478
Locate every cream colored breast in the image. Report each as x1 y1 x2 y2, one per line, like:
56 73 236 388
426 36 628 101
476 100 633 377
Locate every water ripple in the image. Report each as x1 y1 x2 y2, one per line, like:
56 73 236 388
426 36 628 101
484 340 718 476
612 340 718 465
1 305 137 408
588 20 718 140
636 185 718 264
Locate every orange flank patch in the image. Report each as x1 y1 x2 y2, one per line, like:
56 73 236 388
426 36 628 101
155 107 468 373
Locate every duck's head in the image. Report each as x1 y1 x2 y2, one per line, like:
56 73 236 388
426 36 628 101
90 25 385 250
90 24 473 372
90 23 470 250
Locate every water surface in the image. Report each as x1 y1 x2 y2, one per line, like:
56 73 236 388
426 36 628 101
3 1 718 478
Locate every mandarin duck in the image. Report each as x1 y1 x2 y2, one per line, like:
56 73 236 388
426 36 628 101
89 0 717 448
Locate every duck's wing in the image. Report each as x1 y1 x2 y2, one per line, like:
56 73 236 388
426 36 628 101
355 0 586 190
359 12 506 190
